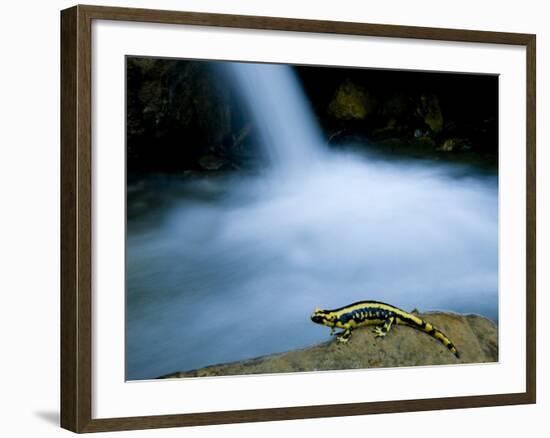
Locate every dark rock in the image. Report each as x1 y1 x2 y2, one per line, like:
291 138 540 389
127 57 254 172
416 93 444 133
328 79 375 120
198 154 230 171
438 138 467 152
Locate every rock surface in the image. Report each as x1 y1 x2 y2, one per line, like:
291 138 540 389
160 312 498 379
328 79 374 120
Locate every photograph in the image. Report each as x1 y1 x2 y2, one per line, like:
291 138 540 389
125 56 499 381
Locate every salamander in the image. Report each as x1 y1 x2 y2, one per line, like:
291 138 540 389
311 300 460 358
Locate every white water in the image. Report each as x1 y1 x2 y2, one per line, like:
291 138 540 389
225 62 322 173
126 63 498 380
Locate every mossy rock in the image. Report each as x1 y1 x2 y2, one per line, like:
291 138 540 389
328 79 374 120
438 137 468 152
416 93 444 133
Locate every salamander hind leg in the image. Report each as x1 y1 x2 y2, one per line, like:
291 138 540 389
373 316 395 338
336 328 353 343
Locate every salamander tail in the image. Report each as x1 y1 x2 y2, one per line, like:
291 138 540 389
412 316 460 359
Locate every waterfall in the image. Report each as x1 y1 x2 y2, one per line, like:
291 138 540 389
225 62 323 172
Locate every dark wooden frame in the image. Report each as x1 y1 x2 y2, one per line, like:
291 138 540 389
61 4 536 433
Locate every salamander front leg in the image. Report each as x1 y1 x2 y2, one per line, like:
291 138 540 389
373 316 395 338
336 328 352 343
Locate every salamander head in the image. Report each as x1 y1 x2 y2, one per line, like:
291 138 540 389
311 308 338 327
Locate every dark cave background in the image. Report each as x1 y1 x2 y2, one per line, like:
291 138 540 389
126 57 498 175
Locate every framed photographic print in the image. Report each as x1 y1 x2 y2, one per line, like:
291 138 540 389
60 4 536 433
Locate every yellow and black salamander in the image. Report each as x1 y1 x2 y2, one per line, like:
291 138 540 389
311 300 460 358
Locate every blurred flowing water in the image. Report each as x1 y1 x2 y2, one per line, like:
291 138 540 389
224 62 323 173
126 63 498 380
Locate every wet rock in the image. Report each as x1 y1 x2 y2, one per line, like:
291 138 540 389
127 58 250 172
328 79 375 120
160 312 498 378
416 93 444 133
438 138 467 152
198 154 229 170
